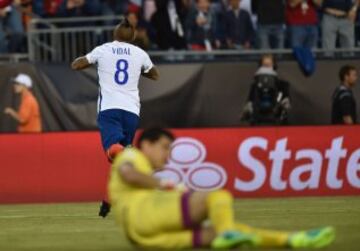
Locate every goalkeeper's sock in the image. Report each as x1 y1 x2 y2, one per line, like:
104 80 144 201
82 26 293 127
206 190 235 233
234 222 289 247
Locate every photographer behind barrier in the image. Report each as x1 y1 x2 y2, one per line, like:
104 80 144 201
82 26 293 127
242 54 291 125
331 65 358 125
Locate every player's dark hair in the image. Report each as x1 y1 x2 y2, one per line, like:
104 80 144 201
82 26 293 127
137 127 175 147
113 18 135 42
339 65 356 82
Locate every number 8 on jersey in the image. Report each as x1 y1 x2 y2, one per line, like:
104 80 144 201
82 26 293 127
114 59 129 85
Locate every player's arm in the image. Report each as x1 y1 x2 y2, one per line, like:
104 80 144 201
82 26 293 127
141 66 160 81
118 162 163 189
71 56 91 70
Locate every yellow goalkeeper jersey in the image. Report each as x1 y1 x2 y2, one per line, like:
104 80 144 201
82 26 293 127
108 147 153 210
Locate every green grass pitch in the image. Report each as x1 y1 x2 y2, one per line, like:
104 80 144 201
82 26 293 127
1 196 359 251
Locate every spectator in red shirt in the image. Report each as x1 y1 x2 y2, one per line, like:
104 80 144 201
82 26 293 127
286 0 322 49
0 0 25 53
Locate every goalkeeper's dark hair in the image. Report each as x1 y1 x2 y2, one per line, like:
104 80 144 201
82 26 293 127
113 18 135 42
137 127 175 147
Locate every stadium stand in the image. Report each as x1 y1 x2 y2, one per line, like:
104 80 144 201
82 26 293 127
0 0 360 56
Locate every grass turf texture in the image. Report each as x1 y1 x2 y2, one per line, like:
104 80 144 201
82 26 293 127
0 196 359 251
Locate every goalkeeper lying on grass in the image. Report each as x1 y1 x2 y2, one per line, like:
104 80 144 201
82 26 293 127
108 127 335 249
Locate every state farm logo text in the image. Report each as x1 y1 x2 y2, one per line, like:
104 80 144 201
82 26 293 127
236 136 360 191
156 135 360 193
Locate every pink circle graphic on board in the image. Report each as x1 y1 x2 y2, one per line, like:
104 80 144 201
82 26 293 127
168 138 206 166
154 167 184 184
157 137 228 191
186 163 227 191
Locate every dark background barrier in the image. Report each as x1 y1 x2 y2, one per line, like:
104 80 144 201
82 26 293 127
0 60 359 132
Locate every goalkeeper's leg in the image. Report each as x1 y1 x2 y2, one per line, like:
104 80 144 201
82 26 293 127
234 222 289 247
187 190 334 249
235 222 335 248
187 190 257 248
188 190 236 233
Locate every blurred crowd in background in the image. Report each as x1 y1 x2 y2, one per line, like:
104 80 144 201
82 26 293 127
1 0 360 53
